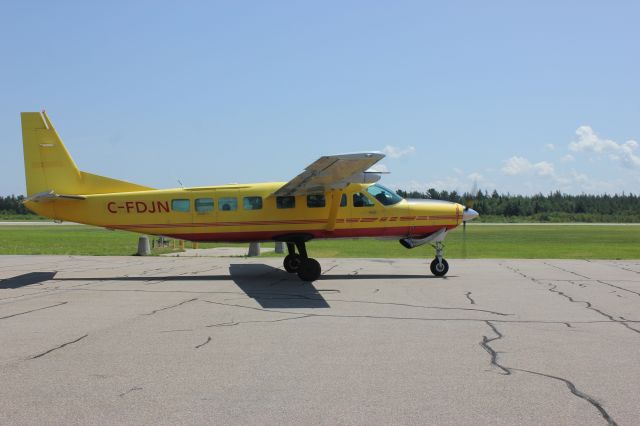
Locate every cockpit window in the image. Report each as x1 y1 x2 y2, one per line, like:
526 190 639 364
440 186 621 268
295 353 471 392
367 184 403 206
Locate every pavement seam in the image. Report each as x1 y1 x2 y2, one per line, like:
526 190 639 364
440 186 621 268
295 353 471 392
0 301 68 320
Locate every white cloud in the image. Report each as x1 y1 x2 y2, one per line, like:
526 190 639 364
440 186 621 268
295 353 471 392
502 156 555 177
569 126 640 169
536 161 555 176
545 143 555 151
381 145 416 158
561 154 574 163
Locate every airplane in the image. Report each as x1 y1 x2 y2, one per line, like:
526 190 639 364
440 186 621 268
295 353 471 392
20 111 479 281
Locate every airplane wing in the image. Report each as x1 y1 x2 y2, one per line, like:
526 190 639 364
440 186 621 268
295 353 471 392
274 152 386 196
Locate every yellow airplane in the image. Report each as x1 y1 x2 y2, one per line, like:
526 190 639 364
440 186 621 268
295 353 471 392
21 111 478 281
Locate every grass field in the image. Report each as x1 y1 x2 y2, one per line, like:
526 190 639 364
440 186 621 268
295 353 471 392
0 224 639 258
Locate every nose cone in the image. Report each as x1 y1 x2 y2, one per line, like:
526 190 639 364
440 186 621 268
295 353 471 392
462 208 479 222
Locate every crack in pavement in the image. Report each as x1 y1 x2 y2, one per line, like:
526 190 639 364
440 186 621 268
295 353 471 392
465 291 476 305
512 368 618 426
195 336 212 349
479 321 618 426
599 261 640 275
143 298 198 315
321 264 339 275
206 315 312 328
504 265 640 335
595 280 640 297
543 262 592 279
119 386 143 398
0 301 68 320
214 295 510 316
29 334 88 360
479 321 510 375
199 299 633 327
548 283 640 335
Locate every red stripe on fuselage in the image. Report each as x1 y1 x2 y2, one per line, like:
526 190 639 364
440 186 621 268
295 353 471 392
162 225 457 243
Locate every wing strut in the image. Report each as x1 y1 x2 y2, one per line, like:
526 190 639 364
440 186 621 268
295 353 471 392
325 189 343 231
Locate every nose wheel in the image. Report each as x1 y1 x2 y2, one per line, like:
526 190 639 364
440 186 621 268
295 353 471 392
430 241 449 277
282 240 322 281
430 258 449 276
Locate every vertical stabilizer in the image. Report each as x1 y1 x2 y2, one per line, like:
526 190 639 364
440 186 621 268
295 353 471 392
21 111 152 196
22 111 82 196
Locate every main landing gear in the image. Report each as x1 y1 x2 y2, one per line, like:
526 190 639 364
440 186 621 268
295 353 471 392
283 240 322 282
429 241 449 277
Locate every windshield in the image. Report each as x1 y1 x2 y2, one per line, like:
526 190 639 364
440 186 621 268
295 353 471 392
367 183 404 206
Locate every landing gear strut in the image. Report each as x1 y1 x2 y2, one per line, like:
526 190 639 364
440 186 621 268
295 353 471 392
282 240 321 281
430 241 449 277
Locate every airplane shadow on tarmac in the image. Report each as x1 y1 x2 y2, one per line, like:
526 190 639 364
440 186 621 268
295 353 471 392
228 264 330 308
0 272 57 289
0 264 441 309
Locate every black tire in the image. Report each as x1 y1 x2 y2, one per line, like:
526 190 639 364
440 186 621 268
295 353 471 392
297 258 322 282
430 258 449 277
283 254 302 273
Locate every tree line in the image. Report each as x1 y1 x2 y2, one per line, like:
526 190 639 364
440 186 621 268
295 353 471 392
396 189 640 222
0 195 32 215
2 191 640 222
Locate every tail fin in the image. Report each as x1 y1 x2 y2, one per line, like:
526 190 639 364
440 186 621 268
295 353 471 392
21 111 152 196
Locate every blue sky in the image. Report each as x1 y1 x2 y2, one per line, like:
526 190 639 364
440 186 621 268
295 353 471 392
1 1 639 195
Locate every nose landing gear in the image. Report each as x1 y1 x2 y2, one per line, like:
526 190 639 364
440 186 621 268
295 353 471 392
430 241 449 277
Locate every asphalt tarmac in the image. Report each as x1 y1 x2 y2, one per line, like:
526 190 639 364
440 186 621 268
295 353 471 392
1 256 638 425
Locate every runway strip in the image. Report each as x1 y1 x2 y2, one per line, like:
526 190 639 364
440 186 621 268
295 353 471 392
0 256 638 425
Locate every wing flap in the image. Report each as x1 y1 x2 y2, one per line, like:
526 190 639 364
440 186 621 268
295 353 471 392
275 152 385 196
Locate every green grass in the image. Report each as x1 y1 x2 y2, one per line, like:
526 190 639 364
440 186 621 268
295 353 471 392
0 226 149 255
262 225 640 259
0 225 638 259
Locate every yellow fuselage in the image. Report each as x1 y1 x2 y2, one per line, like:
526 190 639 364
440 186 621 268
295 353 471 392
25 182 464 242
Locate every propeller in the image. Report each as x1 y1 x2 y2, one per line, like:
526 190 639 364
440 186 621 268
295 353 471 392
462 181 479 258
463 180 478 231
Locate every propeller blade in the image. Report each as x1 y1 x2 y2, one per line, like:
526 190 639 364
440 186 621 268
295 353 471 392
464 180 478 211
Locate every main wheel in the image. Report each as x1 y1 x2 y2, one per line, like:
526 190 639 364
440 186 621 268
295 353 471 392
297 258 322 282
283 254 302 273
430 258 449 277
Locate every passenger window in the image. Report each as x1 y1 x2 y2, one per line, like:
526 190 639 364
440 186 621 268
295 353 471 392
243 196 263 210
353 192 374 207
307 194 326 208
276 196 296 209
218 197 237 211
340 193 347 207
195 198 214 213
171 199 190 212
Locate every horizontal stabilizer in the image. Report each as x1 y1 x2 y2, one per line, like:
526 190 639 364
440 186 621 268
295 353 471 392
25 190 87 203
